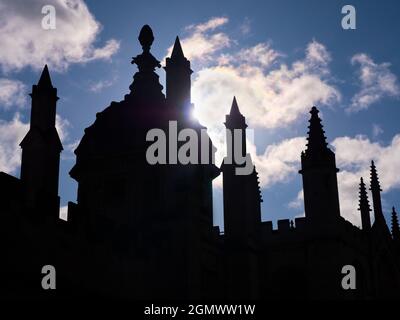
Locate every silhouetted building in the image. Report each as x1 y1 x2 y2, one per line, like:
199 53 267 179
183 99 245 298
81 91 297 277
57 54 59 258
0 25 399 300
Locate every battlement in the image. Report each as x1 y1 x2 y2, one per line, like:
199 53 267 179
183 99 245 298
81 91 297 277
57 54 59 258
261 217 306 234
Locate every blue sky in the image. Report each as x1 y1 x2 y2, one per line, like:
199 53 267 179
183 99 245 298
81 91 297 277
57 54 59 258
0 0 399 229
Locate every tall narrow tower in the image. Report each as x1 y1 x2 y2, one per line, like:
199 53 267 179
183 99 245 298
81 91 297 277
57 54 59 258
222 97 260 241
164 36 193 117
358 177 371 230
299 107 340 224
221 97 261 299
20 65 63 210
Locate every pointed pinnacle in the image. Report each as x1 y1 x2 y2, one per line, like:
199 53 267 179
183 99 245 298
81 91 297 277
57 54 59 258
370 160 382 191
171 36 185 59
230 96 242 115
306 106 328 152
38 64 53 88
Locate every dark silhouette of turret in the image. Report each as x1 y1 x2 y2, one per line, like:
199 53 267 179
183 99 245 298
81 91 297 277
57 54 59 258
221 97 260 299
222 97 258 240
164 36 193 117
299 106 340 224
391 207 400 241
370 161 385 226
20 65 62 212
358 177 371 230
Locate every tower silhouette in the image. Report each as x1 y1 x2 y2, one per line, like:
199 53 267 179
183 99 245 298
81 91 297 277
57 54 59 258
299 107 340 225
20 65 62 214
222 97 260 242
164 36 193 118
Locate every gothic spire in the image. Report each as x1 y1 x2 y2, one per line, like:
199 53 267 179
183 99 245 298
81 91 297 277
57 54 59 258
38 64 53 88
305 106 329 154
165 35 192 114
391 207 400 241
171 36 184 59
229 96 242 116
370 160 382 192
358 177 371 230
225 96 247 129
370 160 385 224
299 106 340 223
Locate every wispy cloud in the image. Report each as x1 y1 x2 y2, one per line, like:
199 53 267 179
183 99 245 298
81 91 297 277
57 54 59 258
89 78 116 93
0 112 71 174
288 190 304 210
349 54 400 112
0 78 27 109
165 17 231 63
0 0 120 72
239 17 251 35
0 113 28 174
372 123 383 138
332 134 400 226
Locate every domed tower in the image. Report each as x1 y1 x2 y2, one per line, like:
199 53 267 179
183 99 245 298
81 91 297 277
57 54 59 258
68 26 220 299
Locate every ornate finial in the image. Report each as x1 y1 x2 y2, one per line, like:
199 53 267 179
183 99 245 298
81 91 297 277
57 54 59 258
138 25 154 52
131 25 161 72
127 25 164 101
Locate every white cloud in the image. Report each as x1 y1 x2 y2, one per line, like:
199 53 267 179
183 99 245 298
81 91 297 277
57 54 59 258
349 54 400 112
187 16 229 33
372 124 383 138
0 112 71 174
89 78 115 93
0 0 120 72
220 43 282 68
61 139 80 160
239 17 251 35
332 134 400 226
0 113 29 173
288 190 304 209
192 40 340 132
0 78 27 109
165 17 230 63
250 137 306 187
